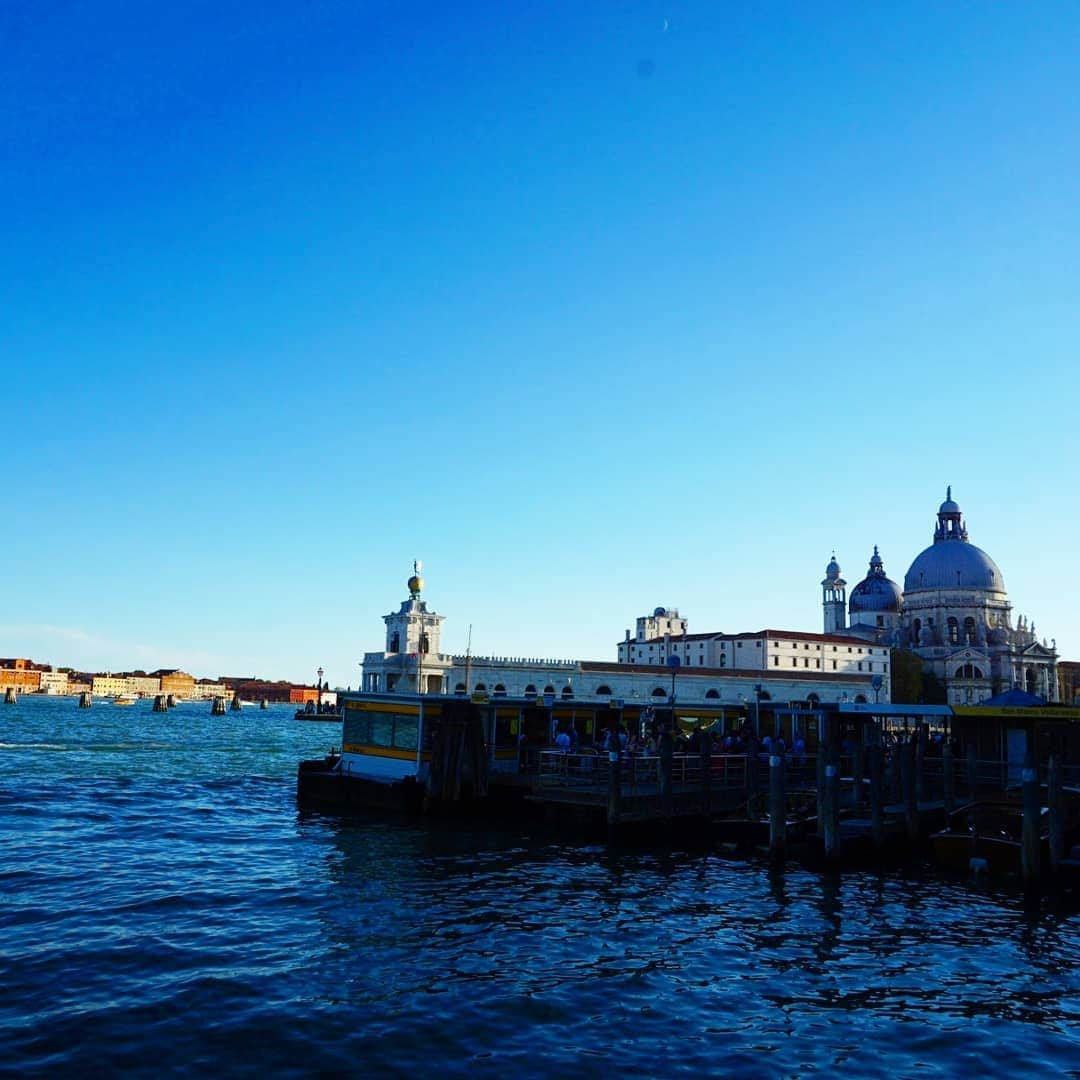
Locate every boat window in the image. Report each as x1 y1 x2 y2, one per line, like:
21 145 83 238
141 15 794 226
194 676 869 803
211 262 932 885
493 684 507 696
561 686 574 698
393 714 418 750
454 683 466 694
651 687 667 698
705 689 719 699
371 713 394 747
524 684 537 695
596 685 613 696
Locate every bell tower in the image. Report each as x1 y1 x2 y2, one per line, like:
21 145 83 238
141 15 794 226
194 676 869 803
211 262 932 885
822 553 847 634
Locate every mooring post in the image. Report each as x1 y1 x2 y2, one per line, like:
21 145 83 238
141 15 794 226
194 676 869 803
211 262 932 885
658 725 673 818
606 736 621 833
852 723 865 811
700 728 712 817
966 742 978 798
815 714 827 825
3 687 16 704
152 694 168 713
1021 747 1041 884
915 726 928 805
942 738 956 819
901 737 919 841
824 740 840 860
1048 753 1064 873
769 747 786 857
78 691 92 708
868 723 885 849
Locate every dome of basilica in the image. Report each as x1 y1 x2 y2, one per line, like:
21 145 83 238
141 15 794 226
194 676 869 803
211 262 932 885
904 541 1005 593
903 490 1006 595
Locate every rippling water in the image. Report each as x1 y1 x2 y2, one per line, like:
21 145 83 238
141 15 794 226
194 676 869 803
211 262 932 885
2 696 1078 1077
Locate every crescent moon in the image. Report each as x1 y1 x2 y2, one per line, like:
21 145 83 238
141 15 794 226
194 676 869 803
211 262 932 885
662 18 669 32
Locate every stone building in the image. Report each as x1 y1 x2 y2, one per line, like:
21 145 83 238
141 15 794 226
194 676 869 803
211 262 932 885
825 489 1058 704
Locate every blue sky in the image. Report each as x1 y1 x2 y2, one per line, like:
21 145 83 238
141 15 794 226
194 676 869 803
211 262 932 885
4 1 1079 685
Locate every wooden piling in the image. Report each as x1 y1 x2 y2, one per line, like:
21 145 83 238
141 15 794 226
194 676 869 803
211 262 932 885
901 738 919 841
1048 754 1064 873
852 725 865 811
166 694 178 709
260 698 269 710
606 745 621 831
230 695 242 711
769 750 786 857
700 729 712 817
1021 749 1041 884
942 739 956 819
78 691 92 708
658 726 673 818
4 687 16 704
915 727 928 804
211 696 227 715
823 744 840 859
152 694 168 713
868 725 885 849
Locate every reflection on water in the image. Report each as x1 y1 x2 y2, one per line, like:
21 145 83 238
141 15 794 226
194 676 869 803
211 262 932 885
1 696 1079 1076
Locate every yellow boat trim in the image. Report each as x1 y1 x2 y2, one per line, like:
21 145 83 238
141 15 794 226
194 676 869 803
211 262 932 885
343 744 430 760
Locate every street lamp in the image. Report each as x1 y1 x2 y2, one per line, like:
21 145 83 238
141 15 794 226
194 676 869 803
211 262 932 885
317 666 324 710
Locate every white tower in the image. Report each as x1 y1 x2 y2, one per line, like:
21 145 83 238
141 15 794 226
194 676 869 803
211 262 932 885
822 554 847 634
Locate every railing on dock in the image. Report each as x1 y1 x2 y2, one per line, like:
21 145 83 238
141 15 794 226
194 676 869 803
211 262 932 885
537 751 748 793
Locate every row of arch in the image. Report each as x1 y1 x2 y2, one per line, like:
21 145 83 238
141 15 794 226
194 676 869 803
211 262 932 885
452 683 847 704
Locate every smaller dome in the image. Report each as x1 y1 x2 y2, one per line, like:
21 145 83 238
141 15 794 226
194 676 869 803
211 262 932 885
653 606 667 617
849 547 902 615
824 554 841 580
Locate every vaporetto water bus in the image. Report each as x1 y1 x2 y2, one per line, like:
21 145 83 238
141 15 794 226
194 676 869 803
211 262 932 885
296 689 753 815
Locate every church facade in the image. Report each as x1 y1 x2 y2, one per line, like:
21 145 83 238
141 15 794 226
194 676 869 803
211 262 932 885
824 489 1058 705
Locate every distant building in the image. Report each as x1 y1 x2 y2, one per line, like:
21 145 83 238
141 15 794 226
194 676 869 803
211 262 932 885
38 671 71 695
0 662 42 693
1059 661 1080 706
91 675 128 697
152 670 196 700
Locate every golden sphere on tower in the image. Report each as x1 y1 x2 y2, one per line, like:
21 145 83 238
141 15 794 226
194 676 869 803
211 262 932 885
408 574 424 596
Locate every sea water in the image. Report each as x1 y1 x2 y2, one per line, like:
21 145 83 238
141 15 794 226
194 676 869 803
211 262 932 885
2 696 1078 1077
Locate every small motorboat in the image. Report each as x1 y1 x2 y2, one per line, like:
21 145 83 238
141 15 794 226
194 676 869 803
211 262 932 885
930 790 1080 876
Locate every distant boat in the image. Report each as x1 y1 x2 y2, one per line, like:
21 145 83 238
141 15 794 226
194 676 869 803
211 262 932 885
114 695 137 706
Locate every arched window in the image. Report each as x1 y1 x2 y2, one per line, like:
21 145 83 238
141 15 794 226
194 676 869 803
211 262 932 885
854 694 868 704
475 683 487 692
719 654 727 667
964 617 976 645
1026 668 1037 694
913 618 922 642
705 689 720 699
807 693 820 704
947 617 959 645
595 685 613 696
543 685 555 695
651 687 667 698
389 631 400 653
454 682 466 694
758 690 772 701
493 684 507 696
561 685 574 698
956 663 983 679
524 684 537 696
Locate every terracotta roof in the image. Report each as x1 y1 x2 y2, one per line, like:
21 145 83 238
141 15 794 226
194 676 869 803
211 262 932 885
628 629 887 647
580 660 875 683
